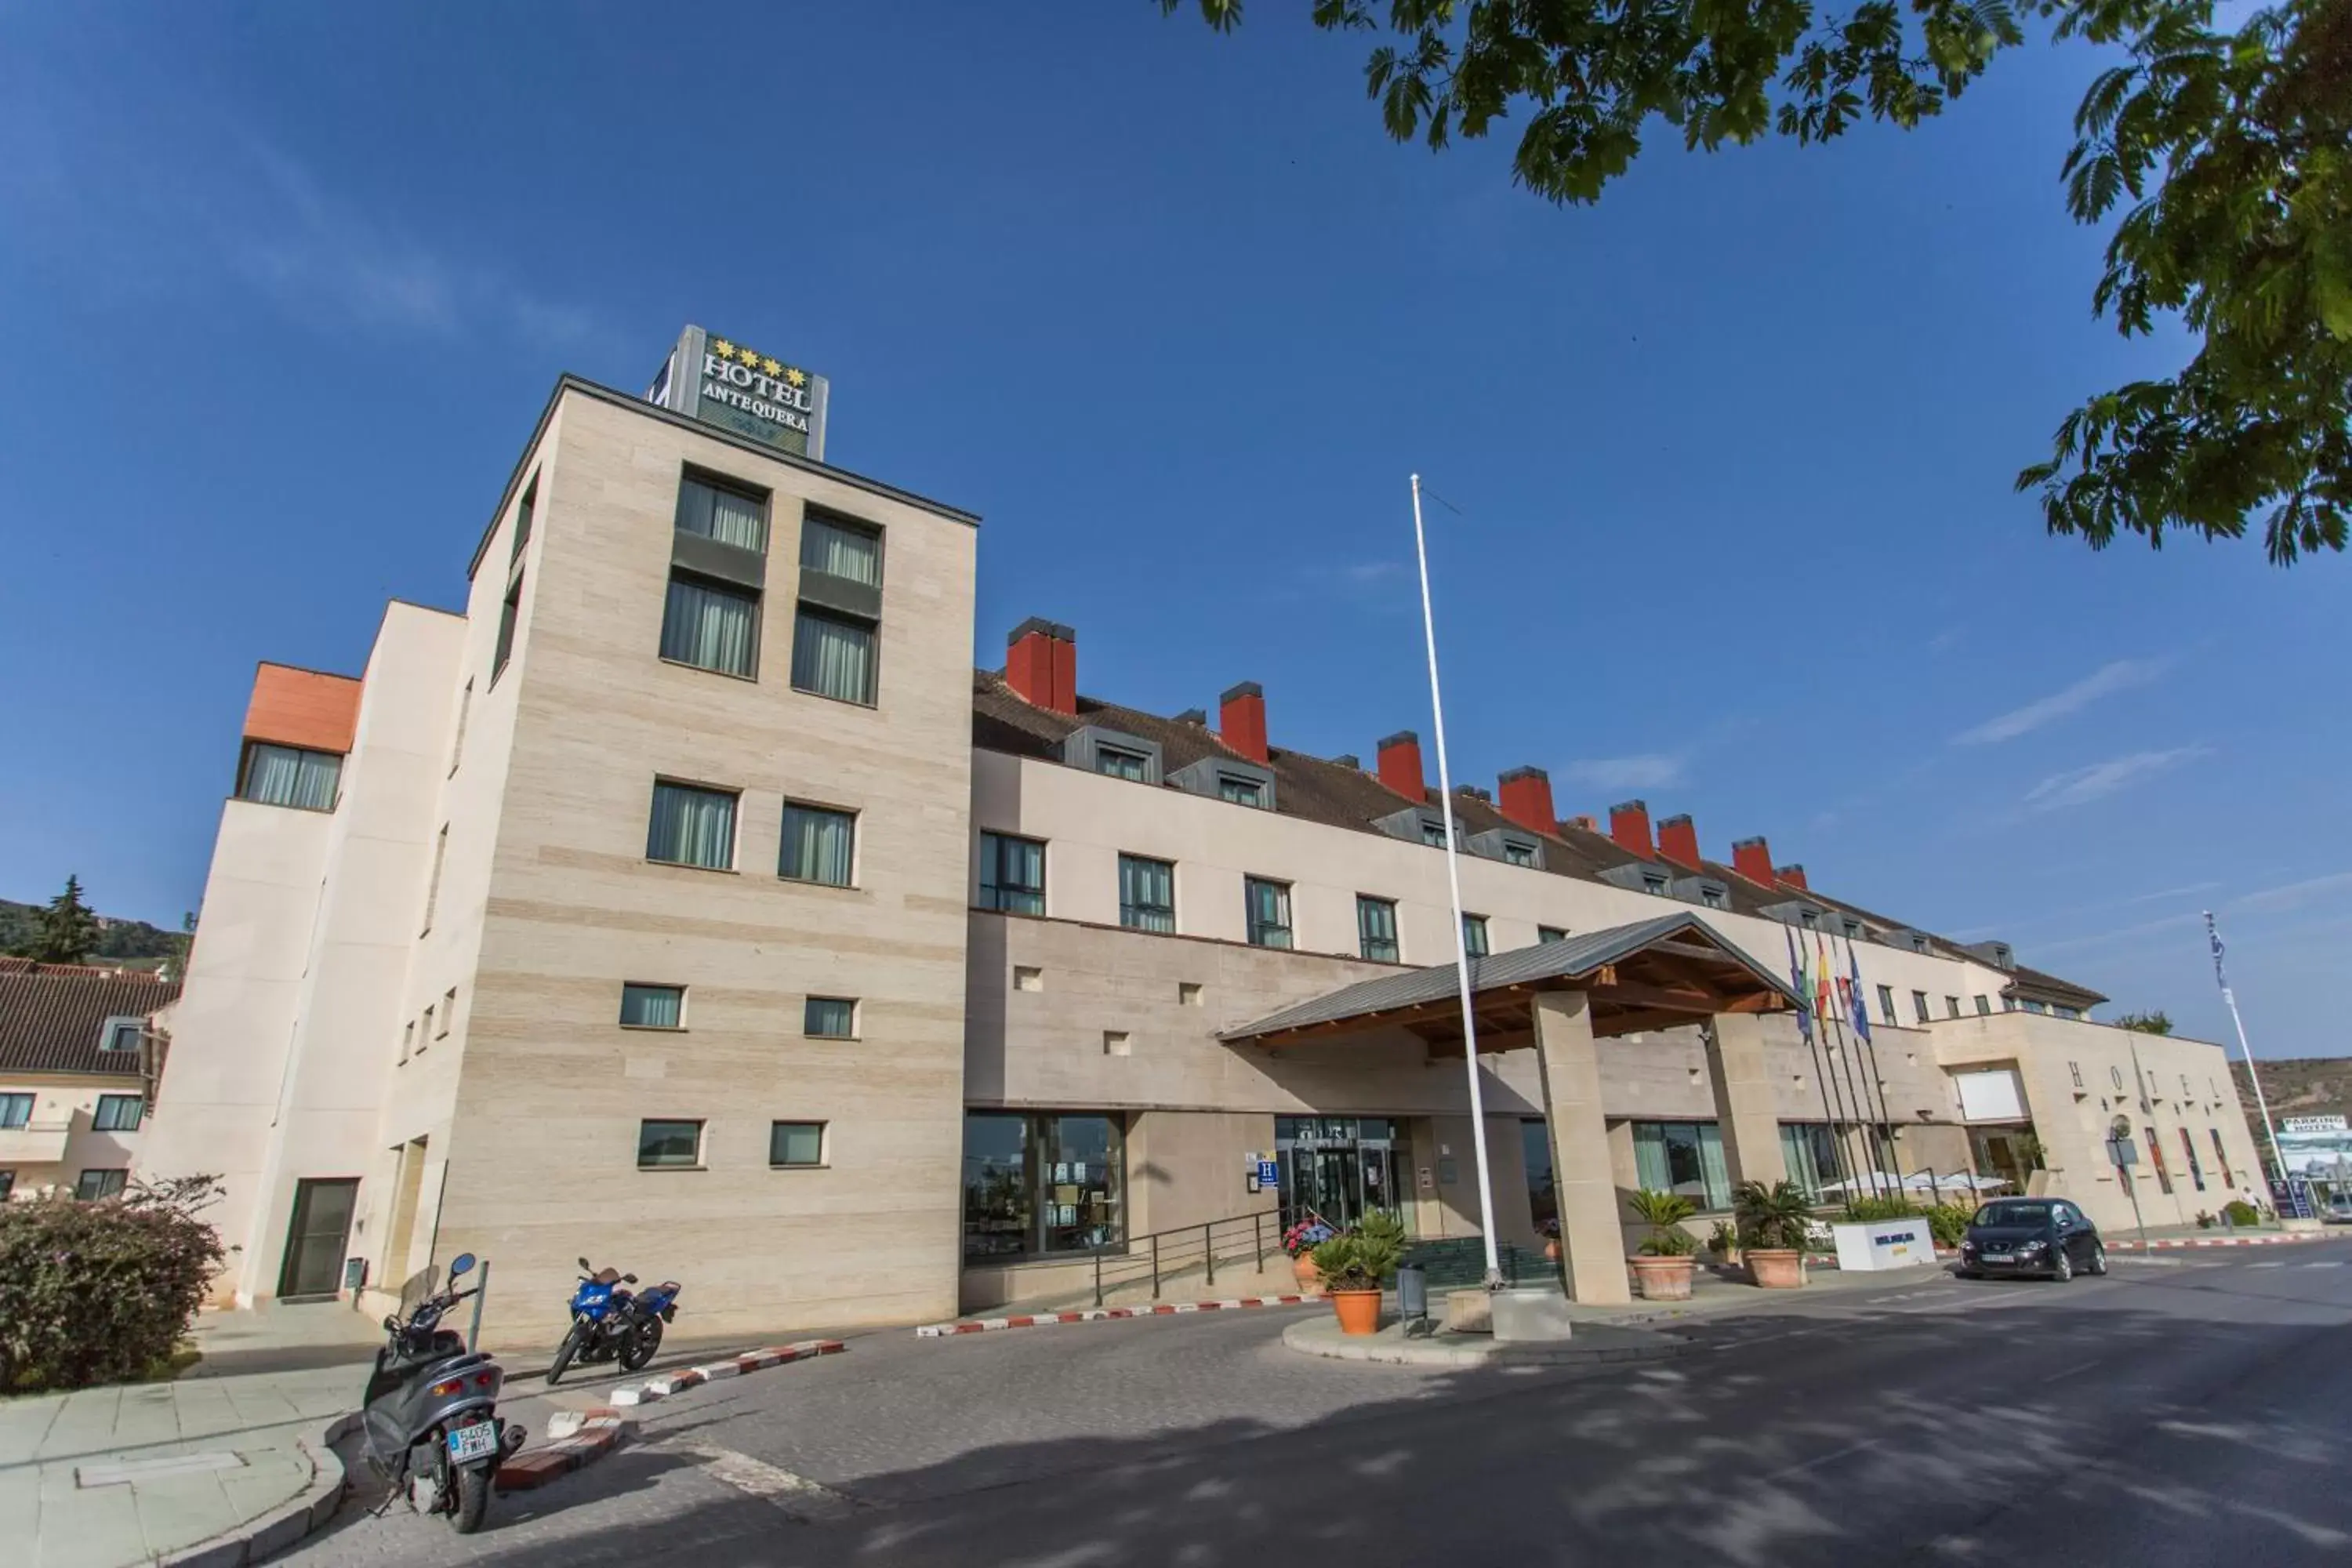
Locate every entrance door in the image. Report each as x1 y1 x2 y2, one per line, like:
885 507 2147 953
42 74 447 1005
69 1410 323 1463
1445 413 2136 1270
278 1178 360 1299
1276 1118 1404 1231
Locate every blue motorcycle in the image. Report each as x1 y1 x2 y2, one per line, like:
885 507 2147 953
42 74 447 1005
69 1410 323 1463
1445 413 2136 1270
546 1258 681 1384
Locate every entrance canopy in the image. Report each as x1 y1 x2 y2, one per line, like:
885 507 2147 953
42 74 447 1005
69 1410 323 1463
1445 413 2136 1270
1221 913 1798 1053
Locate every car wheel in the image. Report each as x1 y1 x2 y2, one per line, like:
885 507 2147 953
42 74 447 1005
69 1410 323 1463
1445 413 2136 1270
2053 1249 2073 1283
2086 1243 2107 1276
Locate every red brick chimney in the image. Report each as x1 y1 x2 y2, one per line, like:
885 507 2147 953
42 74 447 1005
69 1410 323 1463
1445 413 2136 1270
1219 681 1268 764
1564 813 1598 833
1731 836 1775 887
1777 863 1809 891
1004 619 1076 716
1608 800 1654 857
1497 766 1556 836
1657 813 1701 869
1377 731 1425 801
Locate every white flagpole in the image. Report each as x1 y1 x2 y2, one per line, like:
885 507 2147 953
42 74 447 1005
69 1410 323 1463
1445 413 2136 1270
2206 910 2290 1192
1410 474 1502 1288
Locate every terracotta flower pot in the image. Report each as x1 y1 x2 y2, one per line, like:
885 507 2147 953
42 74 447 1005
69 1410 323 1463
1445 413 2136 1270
1292 1254 1322 1291
1629 1254 1697 1301
1746 1247 1805 1289
1543 1239 1562 1263
1329 1287 1383 1336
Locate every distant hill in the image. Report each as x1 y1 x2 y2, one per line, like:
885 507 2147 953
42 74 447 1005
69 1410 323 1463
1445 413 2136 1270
2231 1058 2352 1171
0 898 189 970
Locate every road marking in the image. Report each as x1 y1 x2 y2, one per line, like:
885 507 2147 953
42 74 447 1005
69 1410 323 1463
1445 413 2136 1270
2303 1260 2344 1269
2248 1261 2285 1269
671 1442 861 1521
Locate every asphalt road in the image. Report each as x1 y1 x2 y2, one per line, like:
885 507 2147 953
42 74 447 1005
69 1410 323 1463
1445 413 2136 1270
288 1247 2352 1567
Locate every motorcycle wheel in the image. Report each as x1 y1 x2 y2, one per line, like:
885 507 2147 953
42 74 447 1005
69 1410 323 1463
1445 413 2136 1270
547 1323 585 1385
451 1464 491 1534
620 1316 663 1373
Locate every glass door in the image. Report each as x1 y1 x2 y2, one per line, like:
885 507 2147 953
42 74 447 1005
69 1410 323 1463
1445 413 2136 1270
277 1178 359 1299
1276 1117 1405 1232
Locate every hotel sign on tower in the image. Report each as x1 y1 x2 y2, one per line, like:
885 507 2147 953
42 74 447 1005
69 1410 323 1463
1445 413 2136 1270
644 324 831 461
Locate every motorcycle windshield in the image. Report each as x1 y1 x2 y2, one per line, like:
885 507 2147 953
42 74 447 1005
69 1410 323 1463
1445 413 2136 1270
571 1283 614 1314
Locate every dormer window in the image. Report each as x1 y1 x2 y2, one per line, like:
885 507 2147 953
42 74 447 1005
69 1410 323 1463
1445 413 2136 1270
98 1015 144 1053
1700 884 1726 909
1423 819 1449 848
1063 726 1163 785
1098 745 1150 782
1374 806 1460 846
1170 755 1275 811
1839 917 1864 940
1220 776 1264 808
1800 908 1819 929
1505 843 1535 867
1645 873 1670 896
1468 828 1544 869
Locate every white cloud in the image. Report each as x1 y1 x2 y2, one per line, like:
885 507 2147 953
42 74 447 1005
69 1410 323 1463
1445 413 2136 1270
1338 560 1404 586
2227 871 2352 916
2020 746 2210 812
1564 754 1686 791
1953 659 2169 746
2033 910 2207 957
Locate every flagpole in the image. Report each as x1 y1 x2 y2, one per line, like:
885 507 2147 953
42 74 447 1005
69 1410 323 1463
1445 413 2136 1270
2207 911 2290 1194
1791 927 1852 1200
1816 934 1878 1200
1843 935 1907 1196
1411 474 1502 1289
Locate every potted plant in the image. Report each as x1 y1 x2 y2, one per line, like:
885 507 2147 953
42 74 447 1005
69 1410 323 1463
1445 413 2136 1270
1309 1211 1406 1335
1706 1218 1740 1265
1733 1179 1814 1289
1625 1189 1700 1299
1537 1216 1562 1261
1282 1218 1335 1290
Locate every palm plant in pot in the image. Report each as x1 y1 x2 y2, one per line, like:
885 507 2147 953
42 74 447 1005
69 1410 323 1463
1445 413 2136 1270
1626 1189 1700 1300
1308 1210 1406 1336
1733 1179 1814 1289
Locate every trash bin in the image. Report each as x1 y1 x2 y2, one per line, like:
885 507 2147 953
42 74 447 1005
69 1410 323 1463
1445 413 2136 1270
1396 1264 1427 1319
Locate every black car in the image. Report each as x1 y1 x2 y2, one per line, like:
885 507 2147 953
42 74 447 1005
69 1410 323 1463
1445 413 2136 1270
1957 1198 2107 1281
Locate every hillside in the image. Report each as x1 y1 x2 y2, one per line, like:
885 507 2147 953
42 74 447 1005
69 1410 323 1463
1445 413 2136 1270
2231 1058 2352 1177
0 897 189 969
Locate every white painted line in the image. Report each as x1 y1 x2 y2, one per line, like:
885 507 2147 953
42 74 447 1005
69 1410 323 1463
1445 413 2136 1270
2249 1261 2285 1269
673 1442 858 1521
2303 1260 2343 1269
78 1450 248 1486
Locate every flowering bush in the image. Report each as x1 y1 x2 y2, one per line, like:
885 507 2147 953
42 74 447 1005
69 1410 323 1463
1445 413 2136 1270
0 1177 223 1392
1282 1218 1336 1258
1536 1217 1560 1240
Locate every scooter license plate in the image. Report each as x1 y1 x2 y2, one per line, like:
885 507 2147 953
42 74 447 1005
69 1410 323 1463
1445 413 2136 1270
446 1421 499 1463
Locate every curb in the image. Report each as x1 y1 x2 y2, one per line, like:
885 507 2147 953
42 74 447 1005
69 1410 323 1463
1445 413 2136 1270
605 1338 845 1408
499 1408 632 1494
916 1295 1313 1338
157 1410 358 1568
2112 1232 2336 1251
1280 1317 1689 1370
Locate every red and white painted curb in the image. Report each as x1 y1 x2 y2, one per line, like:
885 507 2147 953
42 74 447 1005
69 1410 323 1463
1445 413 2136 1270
607 1338 846 1406
916 1294 1313 1338
498 1408 630 1493
2111 1231 2339 1252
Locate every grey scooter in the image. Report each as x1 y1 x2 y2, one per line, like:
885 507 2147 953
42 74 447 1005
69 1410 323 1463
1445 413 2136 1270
361 1253 524 1533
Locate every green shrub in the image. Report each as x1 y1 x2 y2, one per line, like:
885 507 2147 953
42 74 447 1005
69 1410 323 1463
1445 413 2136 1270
1706 1219 1738 1257
2223 1199 2262 1227
1845 1195 1917 1223
1926 1204 1973 1249
1308 1210 1407 1291
1627 1188 1700 1257
0 1180 223 1392
1733 1180 1816 1251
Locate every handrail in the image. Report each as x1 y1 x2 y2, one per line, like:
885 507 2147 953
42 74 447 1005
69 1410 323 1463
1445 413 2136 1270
1089 1208 1283 1307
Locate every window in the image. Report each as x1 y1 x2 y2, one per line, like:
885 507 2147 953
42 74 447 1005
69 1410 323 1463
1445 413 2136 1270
2143 1127 2172 1194
2069 1060 2084 1089
769 1120 826 1167
1218 775 1265 808
93 1094 143 1133
1504 841 1537 868
1245 877 1293 949
75 1168 127 1201
236 743 341 811
493 574 522 683
978 833 1046 915
1537 925 1568 944
789 607 877 705
779 802 856 886
1096 746 1149 782
647 782 738 869
1798 906 1819 928
2179 1127 2205 1191
1461 914 1490 957
2024 999 2050 1015
2181 1074 2194 1099
1421 819 1449 848
2056 1005 2082 1020
422 825 448 934
1778 1123 1843 1199
0 1171 12 1201
510 474 537 564
661 573 760 677
2210 1127 2234 1189
2111 1065 2126 1091
99 1016 143 1053
1945 996 1962 1018
437 990 454 1037
804 997 856 1038
1911 990 1931 1024
621 983 684 1029
1699 884 1726 909
800 513 880 585
1974 995 1991 1014
401 1021 414 1062
1642 872 1670 896
1632 1121 1731 1210
637 1120 703 1169
1118 855 1175 933
960 1111 1125 1258
0 1093 31 1129
675 473 768 553
421 1003 435 1042
1522 1119 1556 1234
448 680 472 775
1877 985 1896 1025
1358 896 1399 961
2002 995 2017 1011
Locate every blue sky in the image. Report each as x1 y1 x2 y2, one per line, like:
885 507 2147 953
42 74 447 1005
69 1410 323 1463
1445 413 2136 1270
2 4 2343 1057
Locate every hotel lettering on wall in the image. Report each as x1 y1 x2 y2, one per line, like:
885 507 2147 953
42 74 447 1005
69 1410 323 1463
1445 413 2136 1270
644 324 832 461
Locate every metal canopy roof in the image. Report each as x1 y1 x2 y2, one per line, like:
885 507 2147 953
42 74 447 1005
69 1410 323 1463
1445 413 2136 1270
1219 913 1799 1051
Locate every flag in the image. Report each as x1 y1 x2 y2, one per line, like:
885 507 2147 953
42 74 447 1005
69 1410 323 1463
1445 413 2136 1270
2205 911 2228 990
1813 931 1835 1018
1785 925 1813 1044
1846 937 1874 1044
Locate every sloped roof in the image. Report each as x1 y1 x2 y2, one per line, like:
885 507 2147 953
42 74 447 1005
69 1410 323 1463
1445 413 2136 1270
2003 964 2109 1008
0 960 177 1076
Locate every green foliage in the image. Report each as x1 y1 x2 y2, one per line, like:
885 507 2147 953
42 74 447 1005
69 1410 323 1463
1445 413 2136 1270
2223 1198 2263 1226
1707 1218 1739 1256
1166 0 2351 564
1733 1179 1817 1251
0 1177 223 1392
1639 1225 1700 1257
1309 1209 1409 1290
2196 1209 2218 1228
10 876 101 965
1628 1187 1701 1256
2116 1010 2175 1034
1926 1203 1974 1248
1844 1194 1918 1222
0 885 186 967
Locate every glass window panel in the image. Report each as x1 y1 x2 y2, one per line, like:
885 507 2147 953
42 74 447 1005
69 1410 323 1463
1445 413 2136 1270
1040 1114 1124 1254
978 833 1045 914
1219 776 1262 808
779 803 855 886
799 514 880 585
1537 926 1567 944
0 1093 33 1128
93 1094 143 1133
770 1121 826 1167
620 984 684 1029
1633 1122 1730 1209
1118 855 1175 932
1245 877 1292 948
660 574 758 677
75 1169 127 1200
510 476 536 563
1421 819 1448 847
647 782 737 869
1522 1120 1556 1233
804 997 855 1037
238 744 341 811
1357 896 1399 961
676 474 768 553
790 608 877 705
637 1120 702 1168
1461 914 1489 957
494 578 521 681
1097 747 1148 782
962 1112 1032 1258
1504 842 1535 866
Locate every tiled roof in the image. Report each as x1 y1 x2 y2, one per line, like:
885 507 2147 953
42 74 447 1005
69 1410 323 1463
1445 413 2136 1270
971 670 2103 997
2003 964 2109 1008
0 961 179 1076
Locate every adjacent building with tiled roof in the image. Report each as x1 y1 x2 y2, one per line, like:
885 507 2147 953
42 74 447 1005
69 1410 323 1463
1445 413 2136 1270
0 959 175 1201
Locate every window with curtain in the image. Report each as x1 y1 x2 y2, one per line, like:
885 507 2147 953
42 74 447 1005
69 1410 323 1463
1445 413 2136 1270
1245 877 1292 948
1118 855 1175 932
93 1094 143 1133
1219 776 1264 808
804 997 856 1038
790 608 877 704
494 574 521 682
1421 819 1448 848
779 802 856 885
0 1093 31 1129
646 782 737 869
978 833 1045 914
1504 842 1536 867
799 513 880 585
1778 1123 1842 1199
770 1121 826 1167
1913 990 1933 1023
1537 926 1568 944
1357 895 1399 961
620 983 684 1029
637 1120 703 1168
75 1169 127 1200
675 473 768 553
1461 914 1489 957
660 573 759 677
510 474 537 564
1632 1121 1731 1210
237 743 342 811
1097 746 1149 782
1878 985 1896 1024
961 1111 1124 1258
